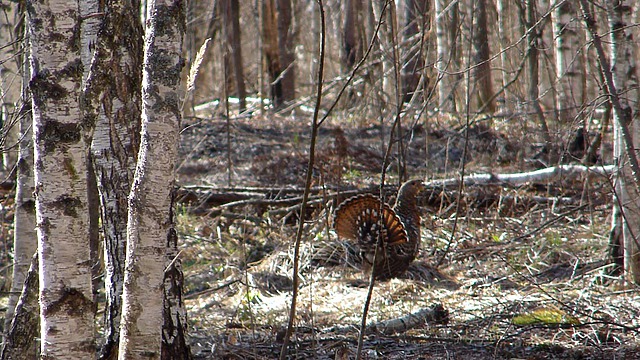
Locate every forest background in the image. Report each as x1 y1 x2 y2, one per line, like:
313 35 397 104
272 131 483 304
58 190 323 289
0 0 639 359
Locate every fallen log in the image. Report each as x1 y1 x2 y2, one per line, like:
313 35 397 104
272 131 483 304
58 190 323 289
366 304 449 335
426 164 615 189
176 165 614 215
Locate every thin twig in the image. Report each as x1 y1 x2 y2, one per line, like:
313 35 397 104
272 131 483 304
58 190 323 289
278 2 325 359
356 2 397 358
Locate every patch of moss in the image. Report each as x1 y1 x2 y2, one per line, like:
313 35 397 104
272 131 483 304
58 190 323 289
512 307 580 326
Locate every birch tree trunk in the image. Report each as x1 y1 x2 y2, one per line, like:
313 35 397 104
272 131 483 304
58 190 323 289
118 0 187 358
0 255 39 360
495 0 511 111
79 0 103 308
4 4 36 339
81 0 144 358
161 228 192 360
525 0 552 145
553 0 585 123
0 1 20 171
607 0 640 284
3 92 36 352
26 0 96 357
435 0 457 112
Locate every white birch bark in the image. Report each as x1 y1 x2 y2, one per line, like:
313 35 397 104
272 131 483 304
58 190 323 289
0 1 20 171
608 0 640 283
434 0 456 112
26 0 96 357
118 0 185 358
495 0 511 112
553 0 585 123
81 0 100 82
4 32 36 337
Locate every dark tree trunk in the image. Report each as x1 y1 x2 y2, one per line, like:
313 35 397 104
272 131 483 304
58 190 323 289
262 0 295 108
0 254 39 360
223 0 246 111
276 0 295 103
262 0 283 106
161 222 192 360
524 0 551 145
472 0 493 112
342 0 363 70
81 0 144 358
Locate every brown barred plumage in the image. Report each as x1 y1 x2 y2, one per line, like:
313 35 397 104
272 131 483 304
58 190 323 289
333 179 425 279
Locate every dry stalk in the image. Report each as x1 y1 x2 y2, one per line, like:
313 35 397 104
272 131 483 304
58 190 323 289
186 38 211 93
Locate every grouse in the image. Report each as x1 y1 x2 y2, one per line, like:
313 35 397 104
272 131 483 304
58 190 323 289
333 179 425 279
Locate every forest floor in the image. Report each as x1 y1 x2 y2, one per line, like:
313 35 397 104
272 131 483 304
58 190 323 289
176 102 640 359
0 101 638 359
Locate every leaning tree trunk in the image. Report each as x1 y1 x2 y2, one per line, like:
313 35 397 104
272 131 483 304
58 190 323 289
27 0 96 357
118 0 188 359
79 0 103 309
81 0 144 358
0 255 39 360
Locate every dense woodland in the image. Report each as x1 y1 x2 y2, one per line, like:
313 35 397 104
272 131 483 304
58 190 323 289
0 0 640 359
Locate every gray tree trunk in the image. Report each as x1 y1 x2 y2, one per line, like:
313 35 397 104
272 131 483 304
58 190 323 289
495 0 511 112
0 1 20 171
525 0 552 145
81 0 144 358
434 0 457 112
161 228 192 360
553 0 585 123
223 0 246 111
276 0 295 104
262 0 295 108
472 0 493 112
